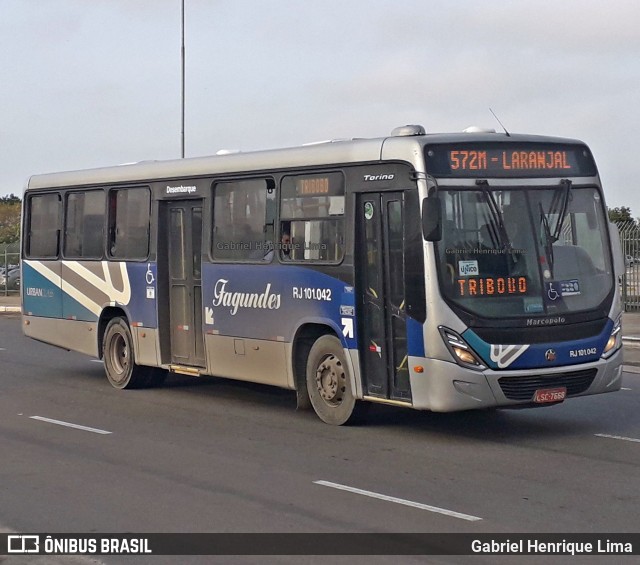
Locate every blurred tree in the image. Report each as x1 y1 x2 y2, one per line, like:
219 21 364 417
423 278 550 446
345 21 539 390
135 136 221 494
0 194 21 244
608 206 636 225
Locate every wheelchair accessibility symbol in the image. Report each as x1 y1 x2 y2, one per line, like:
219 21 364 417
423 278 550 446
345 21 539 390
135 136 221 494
145 263 156 299
546 282 560 301
146 263 155 285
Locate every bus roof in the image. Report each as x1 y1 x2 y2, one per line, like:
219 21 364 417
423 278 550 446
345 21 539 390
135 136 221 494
26 129 587 190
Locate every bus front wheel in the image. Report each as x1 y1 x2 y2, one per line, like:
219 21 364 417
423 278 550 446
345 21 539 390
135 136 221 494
306 335 358 425
103 317 152 389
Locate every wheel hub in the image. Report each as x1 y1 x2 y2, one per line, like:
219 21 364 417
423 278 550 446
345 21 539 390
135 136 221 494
111 334 129 381
315 354 345 406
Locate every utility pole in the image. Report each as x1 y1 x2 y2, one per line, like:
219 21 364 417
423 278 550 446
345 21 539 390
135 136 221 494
181 0 185 158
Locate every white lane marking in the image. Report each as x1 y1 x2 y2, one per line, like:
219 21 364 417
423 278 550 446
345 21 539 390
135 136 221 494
314 480 482 522
595 433 640 443
29 416 112 435
91 359 103 363
621 387 632 391
0 348 6 351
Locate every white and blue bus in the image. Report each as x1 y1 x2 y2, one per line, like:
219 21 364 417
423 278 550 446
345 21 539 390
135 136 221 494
21 125 624 424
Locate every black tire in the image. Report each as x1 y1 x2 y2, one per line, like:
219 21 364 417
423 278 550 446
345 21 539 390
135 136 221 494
306 335 359 425
102 317 152 389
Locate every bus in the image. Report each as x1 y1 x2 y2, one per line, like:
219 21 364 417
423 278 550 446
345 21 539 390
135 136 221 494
21 124 625 424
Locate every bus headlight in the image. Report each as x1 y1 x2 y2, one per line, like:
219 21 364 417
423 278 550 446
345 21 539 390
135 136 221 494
439 327 486 371
601 318 622 359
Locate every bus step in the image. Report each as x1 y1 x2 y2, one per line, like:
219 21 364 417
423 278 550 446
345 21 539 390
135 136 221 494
362 396 412 408
169 365 202 377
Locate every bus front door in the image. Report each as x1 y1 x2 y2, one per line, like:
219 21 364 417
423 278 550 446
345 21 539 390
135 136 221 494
167 201 206 368
356 192 411 402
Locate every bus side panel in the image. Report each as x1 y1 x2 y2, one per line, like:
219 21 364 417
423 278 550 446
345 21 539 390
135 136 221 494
133 327 161 367
122 262 158 329
204 335 289 387
22 260 62 318
202 264 355 346
23 316 99 357
61 261 102 322
200 264 356 386
23 260 160 362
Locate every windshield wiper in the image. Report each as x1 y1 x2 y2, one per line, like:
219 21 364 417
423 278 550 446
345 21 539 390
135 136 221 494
548 179 572 242
539 202 555 275
538 179 572 277
476 180 508 248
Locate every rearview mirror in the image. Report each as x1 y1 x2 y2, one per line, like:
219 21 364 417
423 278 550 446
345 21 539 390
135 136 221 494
422 196 442 241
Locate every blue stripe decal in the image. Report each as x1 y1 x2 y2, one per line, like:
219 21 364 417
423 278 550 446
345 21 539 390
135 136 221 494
463 318 614 370
407 316 425 357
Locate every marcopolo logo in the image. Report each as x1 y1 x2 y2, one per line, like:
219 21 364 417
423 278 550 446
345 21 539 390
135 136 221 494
166 185 197 194
526 316 566 326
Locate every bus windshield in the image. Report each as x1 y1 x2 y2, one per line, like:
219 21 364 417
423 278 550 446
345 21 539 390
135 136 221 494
436 185 614 319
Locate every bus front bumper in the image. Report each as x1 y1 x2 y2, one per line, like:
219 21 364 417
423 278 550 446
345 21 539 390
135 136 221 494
408 347 624 412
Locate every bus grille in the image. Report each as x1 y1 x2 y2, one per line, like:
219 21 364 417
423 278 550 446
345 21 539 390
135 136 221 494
497 368 598 401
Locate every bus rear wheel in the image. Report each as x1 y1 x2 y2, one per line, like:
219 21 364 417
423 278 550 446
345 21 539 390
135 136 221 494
103 317 153 389
306 335 359 425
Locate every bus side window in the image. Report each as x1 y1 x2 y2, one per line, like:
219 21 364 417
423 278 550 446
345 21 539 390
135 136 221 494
108 187 150 260
279 172 345 263
212 178 275 262
26 193 61 259
82 214 105 258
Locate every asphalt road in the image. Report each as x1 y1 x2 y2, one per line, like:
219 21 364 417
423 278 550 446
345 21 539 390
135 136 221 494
0 313 639 564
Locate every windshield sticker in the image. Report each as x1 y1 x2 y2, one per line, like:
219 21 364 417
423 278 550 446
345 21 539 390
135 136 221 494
546 280 580 302
546 282 562 301
558 279 581 296
524 298 544 313
364 202 374 220
458 260 479 277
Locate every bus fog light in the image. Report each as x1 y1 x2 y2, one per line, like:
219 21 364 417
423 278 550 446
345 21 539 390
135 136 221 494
453 380 486 402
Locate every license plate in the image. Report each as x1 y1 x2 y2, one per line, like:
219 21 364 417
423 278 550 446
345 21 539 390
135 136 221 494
533 387 567 403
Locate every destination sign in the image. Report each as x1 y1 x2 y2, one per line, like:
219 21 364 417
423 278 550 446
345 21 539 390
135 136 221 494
456 276 528 297
425 143 597 178
297 177 330 195
282 172 344 199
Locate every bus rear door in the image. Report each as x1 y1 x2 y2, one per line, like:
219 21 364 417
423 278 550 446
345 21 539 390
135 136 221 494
167 200 206 368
